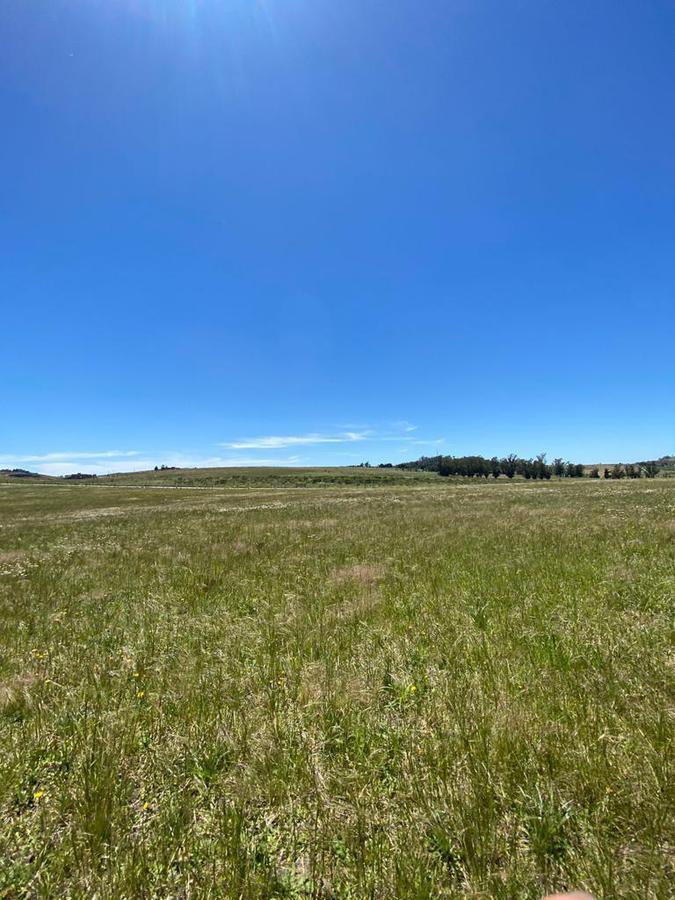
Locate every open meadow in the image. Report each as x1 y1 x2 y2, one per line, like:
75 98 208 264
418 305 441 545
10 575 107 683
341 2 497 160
0 474 673 898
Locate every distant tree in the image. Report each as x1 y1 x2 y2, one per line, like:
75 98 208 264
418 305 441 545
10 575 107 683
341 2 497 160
154 466 159 471
542 457 552 480
404 455 444 472
589 466 600 479
553 457 565 478
641 461 660 478
490 456 501 479
604 466 611 479
518 459 534 479
564 462 583 478
611 465 625 479
534 453 549 480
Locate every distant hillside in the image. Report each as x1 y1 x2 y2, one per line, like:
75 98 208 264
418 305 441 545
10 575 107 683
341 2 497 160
93 466 437 488
1 455 672 488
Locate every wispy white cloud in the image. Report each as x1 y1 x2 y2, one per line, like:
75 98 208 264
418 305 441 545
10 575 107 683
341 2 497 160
219 421 420 451
1 453 303 477
149 454 302 470
0 450 140 464
0 423 439 478
221 432 369 450
33 461 148 477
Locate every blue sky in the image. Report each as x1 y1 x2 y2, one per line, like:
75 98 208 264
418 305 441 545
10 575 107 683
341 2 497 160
2 0 674 475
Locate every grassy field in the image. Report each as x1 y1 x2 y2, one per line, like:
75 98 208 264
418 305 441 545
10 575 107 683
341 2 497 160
93 466 440 488
0 467 442 489
0 476 673 897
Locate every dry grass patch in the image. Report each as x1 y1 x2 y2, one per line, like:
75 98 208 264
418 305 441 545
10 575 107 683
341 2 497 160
326 563 388 626
0 672 39 710
330 562 386 588
0 550 27 563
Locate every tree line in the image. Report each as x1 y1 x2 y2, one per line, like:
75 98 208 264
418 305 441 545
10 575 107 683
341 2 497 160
392 454 663 479
603 461 660 479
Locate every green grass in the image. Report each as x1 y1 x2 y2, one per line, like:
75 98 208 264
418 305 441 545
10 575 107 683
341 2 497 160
0 475 673 897
0 466 440 488
96 465 441 488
